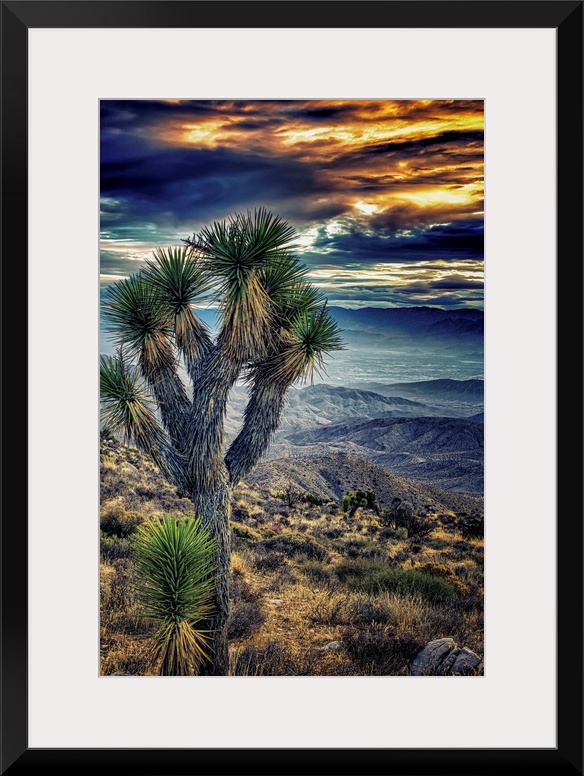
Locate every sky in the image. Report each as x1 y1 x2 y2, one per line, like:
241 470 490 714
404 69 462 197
100 99 484 310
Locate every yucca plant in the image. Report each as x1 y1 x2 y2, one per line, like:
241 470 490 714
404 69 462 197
101 208 344 674
133 515 216 676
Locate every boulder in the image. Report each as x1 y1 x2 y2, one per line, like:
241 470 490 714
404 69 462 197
410 637 482 676
320 640 342 652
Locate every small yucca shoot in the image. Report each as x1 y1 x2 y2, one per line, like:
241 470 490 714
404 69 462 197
133 515 216 676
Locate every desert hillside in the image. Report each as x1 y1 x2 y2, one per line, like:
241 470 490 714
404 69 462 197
100 439 484 677
248 452 483 515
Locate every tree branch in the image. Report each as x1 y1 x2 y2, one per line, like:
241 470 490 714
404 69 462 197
141 352 192 454
224 376 288 486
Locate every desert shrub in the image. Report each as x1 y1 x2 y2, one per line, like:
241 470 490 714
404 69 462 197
380 503 437 539
231 504 251 522
257 533 328 561
380 526 407 541
227 599 266 640
416 562 469 596
266 565 299 592
424 536 451 550
230 570 257 600
460 516 484 540
275 486 303 508
297 559 333 585
100 565 135 614
251 549 288 572
100 504 143 538
335 561 460 603
338 538 386 561
342 623 424 675
341 490 377 516
230 521 262 545
100 634 152 676
100 532 133 561
348 597 394 627
230 640 289 676
324 527 344 539
470 551 484 566
302 493 325 506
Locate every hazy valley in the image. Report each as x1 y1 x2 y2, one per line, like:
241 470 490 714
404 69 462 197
225 378 484 497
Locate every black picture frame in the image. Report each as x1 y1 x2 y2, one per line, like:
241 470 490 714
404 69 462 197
2 1 582 774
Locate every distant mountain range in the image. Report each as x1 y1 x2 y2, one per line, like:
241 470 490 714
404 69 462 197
189 305 483 349
328 306 483 354
347 378 484 417
226 379 484 435
225 379 484 497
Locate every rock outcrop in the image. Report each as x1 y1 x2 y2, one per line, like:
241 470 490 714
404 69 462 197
410 637 483 676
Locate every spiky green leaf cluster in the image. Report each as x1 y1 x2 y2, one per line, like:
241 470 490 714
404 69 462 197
133 515 216 676
196 208 296 291
99 352 165 452
102 273 172 356
143 245 213 365
189 209 298 355
144 245 213 314
269 306 345 385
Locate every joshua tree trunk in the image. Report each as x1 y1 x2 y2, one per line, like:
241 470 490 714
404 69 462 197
191 479 232 676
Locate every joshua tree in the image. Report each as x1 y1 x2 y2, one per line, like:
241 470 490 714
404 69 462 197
100 209 344 674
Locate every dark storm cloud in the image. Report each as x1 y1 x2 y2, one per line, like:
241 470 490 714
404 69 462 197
302 219 483 265
101 143 342 236
355 130 484 158
100 99 223 132
430 275 484 290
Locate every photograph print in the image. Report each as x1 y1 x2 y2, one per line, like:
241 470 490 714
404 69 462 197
99 99 484 677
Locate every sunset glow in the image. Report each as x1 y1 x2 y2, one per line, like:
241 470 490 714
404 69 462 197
101 99 484 309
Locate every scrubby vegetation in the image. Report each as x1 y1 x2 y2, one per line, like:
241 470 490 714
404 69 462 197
101 439 484 676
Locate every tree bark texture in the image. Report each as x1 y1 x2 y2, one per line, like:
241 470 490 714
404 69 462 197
191 473 232 676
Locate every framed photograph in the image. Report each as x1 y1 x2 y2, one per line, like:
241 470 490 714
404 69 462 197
3 1 582 774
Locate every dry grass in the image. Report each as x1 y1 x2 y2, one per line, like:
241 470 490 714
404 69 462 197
100 440 484 676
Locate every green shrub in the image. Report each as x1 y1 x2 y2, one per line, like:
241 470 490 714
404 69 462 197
133 515 216 676
230 521 262 545
335 561 459 603
417 562 469 596
341 490 377 515
333 537 386 561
